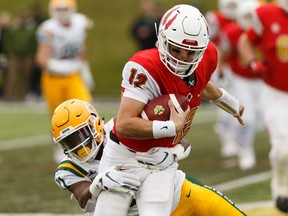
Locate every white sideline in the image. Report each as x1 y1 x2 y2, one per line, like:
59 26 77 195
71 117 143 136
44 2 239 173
213 171 272 192
0 135 51 151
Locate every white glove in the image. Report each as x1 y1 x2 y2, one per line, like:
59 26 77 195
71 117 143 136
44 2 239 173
89 165 141 197
135 144 191 170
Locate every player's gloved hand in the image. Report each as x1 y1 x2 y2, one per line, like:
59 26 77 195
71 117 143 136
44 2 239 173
89 165 141 197
248 59 269 77
135 143 191 170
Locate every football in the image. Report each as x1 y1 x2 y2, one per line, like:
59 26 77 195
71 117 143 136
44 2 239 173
141 94 189 121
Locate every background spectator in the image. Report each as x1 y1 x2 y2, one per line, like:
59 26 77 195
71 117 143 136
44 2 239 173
130 0 163 50
0 11 11 98
4 5 37 101
28 1 48 100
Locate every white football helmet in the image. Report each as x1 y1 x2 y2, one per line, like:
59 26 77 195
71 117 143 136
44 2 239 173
218 0 238 20
49 0 76 25
236 1 260 30
51 99 105 163
279 0 288 13
157 4 209 78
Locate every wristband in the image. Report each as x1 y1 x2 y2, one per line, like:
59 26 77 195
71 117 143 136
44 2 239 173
152 120 176 139
211 88 240 117
89 181 101 198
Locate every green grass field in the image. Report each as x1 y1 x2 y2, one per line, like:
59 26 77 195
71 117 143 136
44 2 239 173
0 100 286 216
0 1 285 215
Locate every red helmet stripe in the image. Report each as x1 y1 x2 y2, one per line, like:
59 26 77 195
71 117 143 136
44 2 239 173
165 14 178 30
161 6 179 28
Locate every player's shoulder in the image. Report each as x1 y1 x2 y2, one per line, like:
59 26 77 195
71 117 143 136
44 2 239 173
198 42 218 74
130 48 159 61
55 158 90 177
72 13 92 28
204 42 218 59
37 18 57 39
72 13 87 22
39 18 57 29
224 22 242 38
54 158 97 190
129 48 161 70
257 3 280 16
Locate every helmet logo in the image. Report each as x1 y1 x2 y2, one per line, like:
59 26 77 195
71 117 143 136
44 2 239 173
165 14 178 30
161 6 180 30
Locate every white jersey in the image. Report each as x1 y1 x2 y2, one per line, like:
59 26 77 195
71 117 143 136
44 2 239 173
37 13 90 74
55 155 99 189
54 120 186 215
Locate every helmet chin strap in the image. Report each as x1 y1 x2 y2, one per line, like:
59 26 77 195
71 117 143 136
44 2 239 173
154 22 158 37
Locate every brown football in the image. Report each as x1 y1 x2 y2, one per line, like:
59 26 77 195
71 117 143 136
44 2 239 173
141 94 189 121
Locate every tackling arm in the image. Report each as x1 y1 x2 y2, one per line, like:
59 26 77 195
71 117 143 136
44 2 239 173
135 139 191 170
66 166 140 214
68 181 93 210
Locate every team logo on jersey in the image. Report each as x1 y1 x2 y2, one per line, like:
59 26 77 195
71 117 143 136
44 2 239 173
154 105 165 115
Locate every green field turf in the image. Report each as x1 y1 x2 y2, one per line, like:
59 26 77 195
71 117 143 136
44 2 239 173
0 0 283 215
0 100 281 215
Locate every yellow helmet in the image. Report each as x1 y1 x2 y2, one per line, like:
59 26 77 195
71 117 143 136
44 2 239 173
48 0 77 24
51 99 105 163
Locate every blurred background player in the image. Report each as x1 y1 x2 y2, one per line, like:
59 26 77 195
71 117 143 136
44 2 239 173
217 0 263 170
238 0 288 212
35 0 94 163
52 99 246 216
205 0 240 159
130 0 163 51
205 0 238 46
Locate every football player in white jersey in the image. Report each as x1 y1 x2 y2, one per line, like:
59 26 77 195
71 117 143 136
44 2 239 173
52 99 246 216
35 0 94 163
